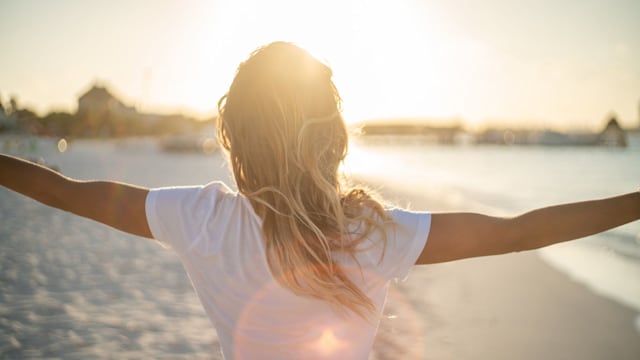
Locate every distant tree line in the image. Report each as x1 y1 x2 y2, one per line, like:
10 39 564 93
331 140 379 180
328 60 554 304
0 88 215 138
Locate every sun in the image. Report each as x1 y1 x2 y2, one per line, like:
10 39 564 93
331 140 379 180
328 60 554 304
187 0 451 123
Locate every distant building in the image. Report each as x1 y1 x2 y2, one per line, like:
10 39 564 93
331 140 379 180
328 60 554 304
474 116 627 147
598 116 627 147
76 85 138 137
358 120 463 144
75 84 202 137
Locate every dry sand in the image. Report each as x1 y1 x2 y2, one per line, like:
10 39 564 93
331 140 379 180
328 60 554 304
1 139 639 359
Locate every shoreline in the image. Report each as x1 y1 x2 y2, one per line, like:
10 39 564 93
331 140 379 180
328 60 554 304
358 174 640 359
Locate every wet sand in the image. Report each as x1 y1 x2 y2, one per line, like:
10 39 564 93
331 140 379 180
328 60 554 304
1 139 639 359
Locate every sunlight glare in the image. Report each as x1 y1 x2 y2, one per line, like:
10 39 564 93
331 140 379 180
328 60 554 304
191 0 460 123
315 328 346 356
145 0 501 125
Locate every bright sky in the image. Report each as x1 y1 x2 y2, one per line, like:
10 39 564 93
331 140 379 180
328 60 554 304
1 0 639 130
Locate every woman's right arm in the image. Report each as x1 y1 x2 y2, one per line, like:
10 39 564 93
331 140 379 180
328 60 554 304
0 154 152 238
416 191 640 264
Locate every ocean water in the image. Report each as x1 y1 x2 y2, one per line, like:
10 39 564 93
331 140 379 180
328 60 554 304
346 135 640 313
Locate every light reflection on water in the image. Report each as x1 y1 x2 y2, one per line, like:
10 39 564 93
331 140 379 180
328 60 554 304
346 135 640 313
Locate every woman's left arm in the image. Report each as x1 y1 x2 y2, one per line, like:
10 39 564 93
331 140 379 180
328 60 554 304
417 191 640 264
0 154 152 238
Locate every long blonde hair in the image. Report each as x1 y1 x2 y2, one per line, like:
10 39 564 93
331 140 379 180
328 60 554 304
217 42 388 319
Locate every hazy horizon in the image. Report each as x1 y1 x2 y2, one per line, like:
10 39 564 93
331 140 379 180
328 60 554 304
2 0 639 130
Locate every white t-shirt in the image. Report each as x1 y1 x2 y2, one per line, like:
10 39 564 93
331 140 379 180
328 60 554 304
146 181 431 359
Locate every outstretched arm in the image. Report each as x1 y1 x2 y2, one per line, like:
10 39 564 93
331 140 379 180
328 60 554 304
0 154 152 238
417 191 640 264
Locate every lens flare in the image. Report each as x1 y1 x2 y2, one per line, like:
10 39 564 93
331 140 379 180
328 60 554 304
314 328 346 356
57 138 68 153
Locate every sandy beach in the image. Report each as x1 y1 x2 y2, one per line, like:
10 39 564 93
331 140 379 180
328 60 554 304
365 174 640 360
1 138 639 359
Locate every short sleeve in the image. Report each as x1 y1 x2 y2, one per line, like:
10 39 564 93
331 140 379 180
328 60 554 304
145 181 231 254
383 209 431 281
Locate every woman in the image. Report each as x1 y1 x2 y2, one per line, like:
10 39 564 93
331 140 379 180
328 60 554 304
1 42 639 359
